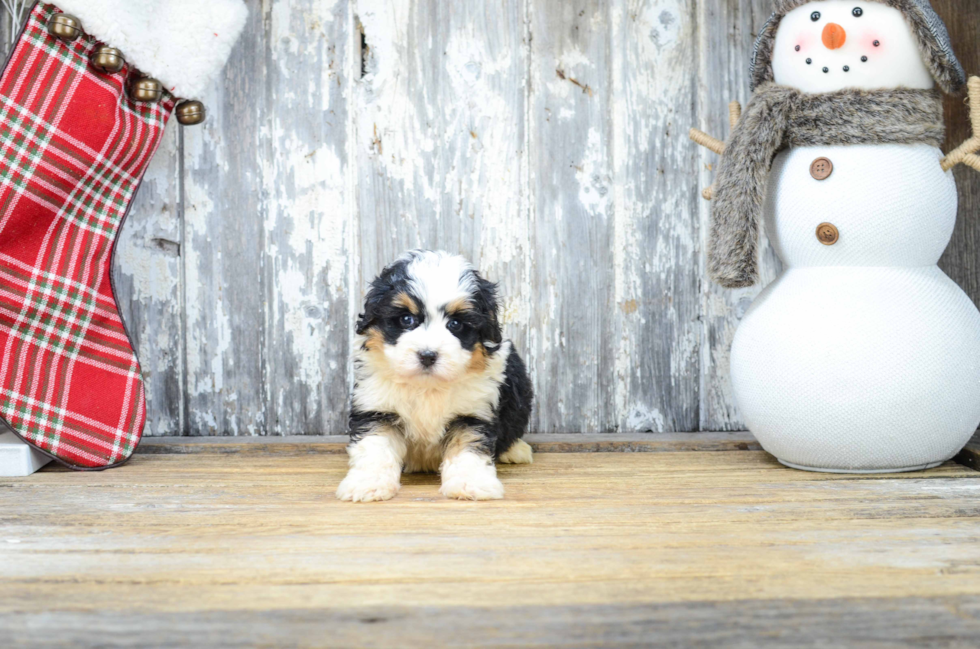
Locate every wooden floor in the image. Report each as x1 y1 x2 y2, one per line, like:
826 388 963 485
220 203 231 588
2 445 980 647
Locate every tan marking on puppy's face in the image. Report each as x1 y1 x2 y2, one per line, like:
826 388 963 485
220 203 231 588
445 297 473 317
467 343 488 374
363 327 386 353
392 292 419 314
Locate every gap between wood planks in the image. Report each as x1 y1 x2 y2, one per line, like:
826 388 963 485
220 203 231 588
137 432 980 471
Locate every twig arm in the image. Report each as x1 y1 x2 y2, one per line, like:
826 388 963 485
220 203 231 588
690 101 741 201
728 101 742 130
942 77 980 173
689 128 725 156
961 153 980 173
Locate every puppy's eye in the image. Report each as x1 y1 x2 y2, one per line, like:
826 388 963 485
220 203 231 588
399 314 417 328
852 7 863 17
811 11 821 21
447 318 463 333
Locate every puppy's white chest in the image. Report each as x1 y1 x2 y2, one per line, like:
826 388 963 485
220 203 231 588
399 388 462 444
388 375 498 441
392 380 498 473
355 343 509 433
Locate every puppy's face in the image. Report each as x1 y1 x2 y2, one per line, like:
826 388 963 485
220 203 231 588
356 251 502 383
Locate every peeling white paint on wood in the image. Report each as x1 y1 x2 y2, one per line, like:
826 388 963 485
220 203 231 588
179 4 270 436
528 0 614 433
695 0 781 432
115 126 184 437
610 0 700 433
263 0 351 435
353 0 530 359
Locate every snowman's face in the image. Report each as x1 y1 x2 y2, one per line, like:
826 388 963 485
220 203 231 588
771 1 934 93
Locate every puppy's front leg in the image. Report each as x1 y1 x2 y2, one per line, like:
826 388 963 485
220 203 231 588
439 420 504 501
336 427 406 503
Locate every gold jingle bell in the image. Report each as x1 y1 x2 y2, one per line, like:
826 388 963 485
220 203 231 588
175 101 206 126
129 77 163 103
48 14 83 43
90 46 125 74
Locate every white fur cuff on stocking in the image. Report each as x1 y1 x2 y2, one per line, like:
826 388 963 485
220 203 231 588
52 0 248 99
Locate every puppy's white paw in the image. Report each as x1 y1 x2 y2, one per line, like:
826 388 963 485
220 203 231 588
498 439 533 465
336 471 400 502
440 474 505 501
440 452 505 501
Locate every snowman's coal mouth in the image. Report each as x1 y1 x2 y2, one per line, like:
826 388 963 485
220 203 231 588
799 40 877 75
805 58 864 74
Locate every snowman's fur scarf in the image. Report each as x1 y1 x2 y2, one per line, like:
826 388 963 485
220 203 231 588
753 0 966 95
709 84 944 288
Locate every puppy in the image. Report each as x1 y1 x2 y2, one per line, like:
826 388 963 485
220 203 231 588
337 250 533 502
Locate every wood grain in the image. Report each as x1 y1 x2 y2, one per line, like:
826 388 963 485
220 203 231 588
3 2 980 436
4 598 980 648
696 0 781 432
353 0 530 353
527 0 614 432
259 0 352 435
180 5 269 436
134 431 763 455
180 0 352 436
608 0 701 432
115 128 185 437
2 451 979 646
134 433 980 472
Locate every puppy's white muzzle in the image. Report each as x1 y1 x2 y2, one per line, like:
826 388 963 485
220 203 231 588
385 324 470 382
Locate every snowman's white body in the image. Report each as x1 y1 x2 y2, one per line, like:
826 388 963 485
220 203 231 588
727 1 980 472
731 143 980 471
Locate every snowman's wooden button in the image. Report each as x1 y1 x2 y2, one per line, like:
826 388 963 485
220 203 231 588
816 222 839 245
810 157 834 180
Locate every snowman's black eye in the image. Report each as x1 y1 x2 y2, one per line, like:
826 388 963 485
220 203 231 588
811 11 821 21
852 7 863 17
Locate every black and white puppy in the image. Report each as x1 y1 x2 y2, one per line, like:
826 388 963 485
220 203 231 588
337 250 533 502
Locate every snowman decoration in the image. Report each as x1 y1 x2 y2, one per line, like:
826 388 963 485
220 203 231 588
692 0 980 472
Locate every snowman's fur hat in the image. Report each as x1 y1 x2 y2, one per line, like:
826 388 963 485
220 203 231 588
751 0 966 95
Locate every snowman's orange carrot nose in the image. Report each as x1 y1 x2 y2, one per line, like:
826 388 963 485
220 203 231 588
822 23 847 50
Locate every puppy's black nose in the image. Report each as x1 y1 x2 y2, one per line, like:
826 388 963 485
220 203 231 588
418 351 438 368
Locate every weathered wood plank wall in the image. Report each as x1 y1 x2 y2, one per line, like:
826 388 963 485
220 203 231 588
5 1 979 435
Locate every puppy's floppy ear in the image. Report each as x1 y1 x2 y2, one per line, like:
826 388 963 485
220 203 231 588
473 274 503 345
357 256 415 335
355 311 375 336
355 276 391 335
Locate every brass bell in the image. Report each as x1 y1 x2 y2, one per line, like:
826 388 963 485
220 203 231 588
48 14 83 43
175 101 206 126
129 77 163 103
90 47 125 74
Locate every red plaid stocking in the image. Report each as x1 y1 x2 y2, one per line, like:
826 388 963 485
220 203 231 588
0 4 176 469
